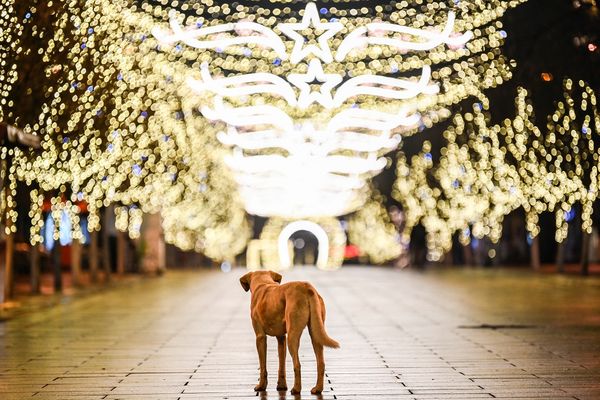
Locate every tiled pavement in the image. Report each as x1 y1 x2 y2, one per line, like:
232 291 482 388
0 266 599 400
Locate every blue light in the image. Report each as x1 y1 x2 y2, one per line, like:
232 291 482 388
320 7 328 14
87 85 94 92
87 28 94 34
59 210 73 246
499 30 507 38
424 153 432 162
80 217 90 245
141 111 148 118
133 165 142 176
44 214 55 251
81 43 86 49
25 12 31 19
564 209 576 222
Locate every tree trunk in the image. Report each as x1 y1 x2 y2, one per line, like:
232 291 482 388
101 209 112 282
530 235 541 270
89 230 99 283
116 231 127 275
140 214 166 275
4 231 15 300
71 238 82 287
52 240 62 293
30 244 41 294
581 230 591 276
462 243 474 266
556 240 566 273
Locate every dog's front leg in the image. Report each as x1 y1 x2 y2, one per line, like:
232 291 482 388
276 336 287 391
254 334 268 391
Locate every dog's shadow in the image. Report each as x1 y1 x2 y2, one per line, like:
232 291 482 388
258 390 323 400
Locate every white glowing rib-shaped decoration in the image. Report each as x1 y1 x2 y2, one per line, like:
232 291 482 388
241 188 363 218
225 152 386 175
218 128 401 154
328 108 420 133
200 99 294 132
333 66 439 106
336 11 473 61
189 64 297 106
232 171 366 191
152 11 288 59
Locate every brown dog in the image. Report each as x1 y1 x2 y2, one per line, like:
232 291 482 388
240 270 339 395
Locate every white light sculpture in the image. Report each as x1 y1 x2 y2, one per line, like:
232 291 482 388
153 2 473 219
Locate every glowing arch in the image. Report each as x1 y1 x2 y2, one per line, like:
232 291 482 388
278 220 329 270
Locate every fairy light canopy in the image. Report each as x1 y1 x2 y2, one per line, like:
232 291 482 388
0 0 529 262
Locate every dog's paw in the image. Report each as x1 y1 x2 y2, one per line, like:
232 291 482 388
276 383 288 391
290 387 301 395
311 386 323 395
254 384 267 392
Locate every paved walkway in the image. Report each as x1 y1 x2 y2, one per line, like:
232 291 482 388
0 267 599 400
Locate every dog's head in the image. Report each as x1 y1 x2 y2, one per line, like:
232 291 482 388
239 270 283 292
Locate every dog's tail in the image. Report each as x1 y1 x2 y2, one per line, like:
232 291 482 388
308 288 340 349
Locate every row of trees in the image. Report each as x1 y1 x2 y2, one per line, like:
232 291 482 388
394 79 600 272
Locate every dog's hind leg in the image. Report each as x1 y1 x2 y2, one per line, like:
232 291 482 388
287 326 303 395
254 333 268 392
310 336 325 394
276 336 287 391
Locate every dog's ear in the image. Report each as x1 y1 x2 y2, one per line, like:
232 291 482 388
240 272 252 292
269 271 282 284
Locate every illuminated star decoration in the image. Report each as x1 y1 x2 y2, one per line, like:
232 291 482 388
287 59 343 109
277 2 343 64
